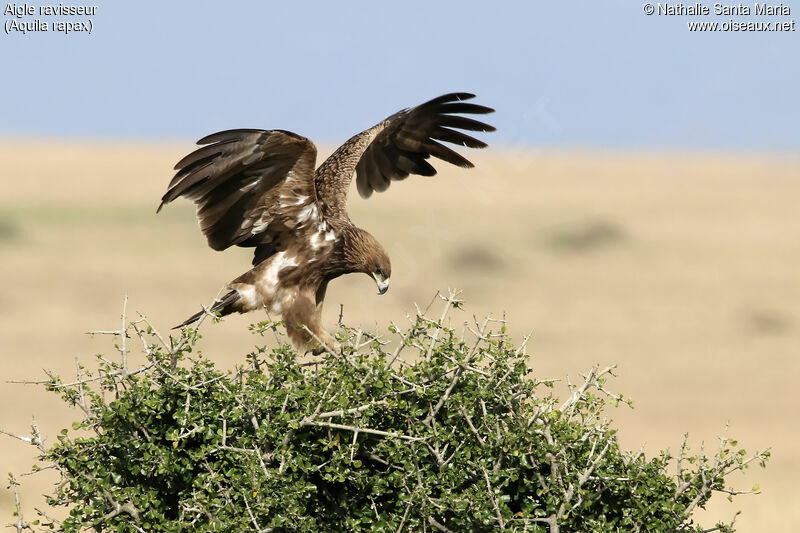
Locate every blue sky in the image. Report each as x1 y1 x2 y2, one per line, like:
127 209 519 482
1 1 798 150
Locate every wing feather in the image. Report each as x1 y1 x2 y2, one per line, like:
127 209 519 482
195 128 267 145
422 139 474 168
158 129 319 263
417 92 477 107
366 148 392 193
432 126 488 148
436 114 495 132
315 93 494 214
436 102 495 115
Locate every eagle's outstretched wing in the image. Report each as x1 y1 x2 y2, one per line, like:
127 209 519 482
158 129 319 264
314 93 494 220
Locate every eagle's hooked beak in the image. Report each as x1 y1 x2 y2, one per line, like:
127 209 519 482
372 272 390 295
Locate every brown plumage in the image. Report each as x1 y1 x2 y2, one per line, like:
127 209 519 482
159 93 494 352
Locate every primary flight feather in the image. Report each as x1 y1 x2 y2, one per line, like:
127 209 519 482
159 92 494 353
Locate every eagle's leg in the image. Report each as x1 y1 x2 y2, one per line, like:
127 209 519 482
283 294 340 355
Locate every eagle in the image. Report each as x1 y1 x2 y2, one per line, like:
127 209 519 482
158 93 494 352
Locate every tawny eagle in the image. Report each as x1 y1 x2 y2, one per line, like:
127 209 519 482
158 93 494 352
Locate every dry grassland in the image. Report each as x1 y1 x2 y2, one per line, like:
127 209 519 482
0 140 798 531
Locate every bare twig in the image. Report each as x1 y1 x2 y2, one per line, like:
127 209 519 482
11 481 29 532
425 289 463 362
303 420 425 442
458 406 485 446
394 497 414 533
7 362 155 389
559 365 618 413
315 399 388 419
120 295 129 377
481 465 505 528
528 514 559 533
428 516 454 532
0 429 33 445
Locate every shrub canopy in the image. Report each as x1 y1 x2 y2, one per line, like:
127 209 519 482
6 294 768 532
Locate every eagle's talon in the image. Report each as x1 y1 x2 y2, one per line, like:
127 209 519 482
310 340 341 356
310 345 326 356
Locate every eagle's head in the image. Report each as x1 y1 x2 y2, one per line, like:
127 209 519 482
371 255 391 296
342 227 392 295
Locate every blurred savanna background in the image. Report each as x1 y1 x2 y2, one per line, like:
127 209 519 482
1 2 798 531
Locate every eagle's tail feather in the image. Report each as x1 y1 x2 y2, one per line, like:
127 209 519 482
173 290 241 329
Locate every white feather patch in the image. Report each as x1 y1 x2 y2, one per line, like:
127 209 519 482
239 177 260 193
237 286 259 310
260 252 298 292
280 192 308 206
270 288 301 314
309 228 336 250
296 203 318 223
269 291 284 314
251 212 271 234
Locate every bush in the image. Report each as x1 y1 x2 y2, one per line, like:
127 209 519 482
6 293 768 532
